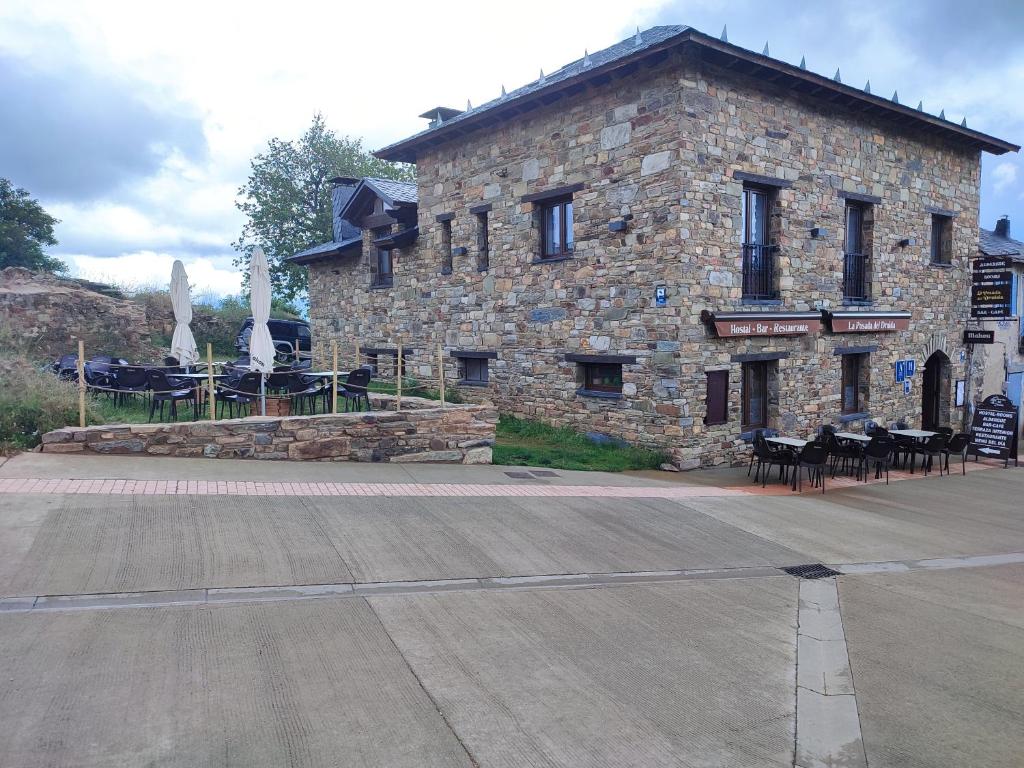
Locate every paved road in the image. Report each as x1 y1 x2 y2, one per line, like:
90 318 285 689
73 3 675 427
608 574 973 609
0 453 1022 767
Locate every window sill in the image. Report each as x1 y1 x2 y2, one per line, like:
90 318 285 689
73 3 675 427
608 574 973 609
457 380 489 387
576 388 623 400
369 282 393 290
928 262 954 269
838 411 870 423
532 255 574 265
740 298 782 305
842 299 873 307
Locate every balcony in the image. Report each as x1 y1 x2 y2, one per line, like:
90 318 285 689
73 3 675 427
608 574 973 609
742 243 778 300
843 252 870 302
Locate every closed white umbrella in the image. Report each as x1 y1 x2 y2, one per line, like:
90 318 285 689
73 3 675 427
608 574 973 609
169 260 199 367
248 246 275 415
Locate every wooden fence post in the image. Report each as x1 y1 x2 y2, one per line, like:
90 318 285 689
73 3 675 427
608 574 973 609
396 343 403 411
207 343 216 421
332 340 339 415
77 340 86 428
355 342 361 369
438 343 446 409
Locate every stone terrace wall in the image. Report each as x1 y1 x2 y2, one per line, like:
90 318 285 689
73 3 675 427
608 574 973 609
40 396 496 464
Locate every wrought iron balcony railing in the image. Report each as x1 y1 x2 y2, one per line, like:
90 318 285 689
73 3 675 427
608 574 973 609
843 252 870 302
742 243 778 300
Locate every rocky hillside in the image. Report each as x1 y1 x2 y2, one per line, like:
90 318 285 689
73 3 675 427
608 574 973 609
0 267 172 362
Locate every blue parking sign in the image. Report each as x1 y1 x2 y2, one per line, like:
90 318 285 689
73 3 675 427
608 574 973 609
905 359 915 377
895 360 906 383
903 380 911 395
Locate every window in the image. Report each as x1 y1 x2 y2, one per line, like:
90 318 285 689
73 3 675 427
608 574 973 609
458 357 488 385
741 361 769 430
841 354 861 414
476 211 489 271
580 363 622 394
363 352 379 375
843 203 871 301
705 370 729 425
931 214 952 264
374 248 393 286
541 197 574 259
441 219 453 273
741 186 776 299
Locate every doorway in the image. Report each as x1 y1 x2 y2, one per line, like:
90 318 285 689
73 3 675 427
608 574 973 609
921 351 951 430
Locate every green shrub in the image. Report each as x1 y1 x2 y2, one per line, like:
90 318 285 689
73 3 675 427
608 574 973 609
0 360 99 451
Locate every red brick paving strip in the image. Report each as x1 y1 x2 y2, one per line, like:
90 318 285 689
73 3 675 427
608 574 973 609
0 461 998 498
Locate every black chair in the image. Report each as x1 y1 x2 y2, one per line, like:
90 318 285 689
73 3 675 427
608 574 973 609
825 431 863 479
288 375 322 415
794 443 829 493
818 424 837 437
146 370 197 422
52 354 79 381
112 366 150 406
913 433 949 476
863 436 896 483
752 433 795 487
337 367 372 412
216 372 262 418
943 433 972 475
866 422 889 437
935 426 954 438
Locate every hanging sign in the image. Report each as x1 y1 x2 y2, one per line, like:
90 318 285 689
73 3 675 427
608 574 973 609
963 329 995 344
971 257 1013 319
700 311 821 338
969 394 1019 464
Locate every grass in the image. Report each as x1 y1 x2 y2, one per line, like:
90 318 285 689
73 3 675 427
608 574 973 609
493 414 669 472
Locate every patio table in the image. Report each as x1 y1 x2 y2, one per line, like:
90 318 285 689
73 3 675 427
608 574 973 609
835 432 871 443
766 436 808 448
889 429 938 473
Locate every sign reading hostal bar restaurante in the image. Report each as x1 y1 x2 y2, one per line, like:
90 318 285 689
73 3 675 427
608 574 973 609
828 311 912 333
700 311 821 338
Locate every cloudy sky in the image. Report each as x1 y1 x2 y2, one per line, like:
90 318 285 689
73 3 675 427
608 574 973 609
1 0 1021 297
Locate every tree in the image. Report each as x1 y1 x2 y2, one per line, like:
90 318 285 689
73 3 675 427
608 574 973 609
234 114 414 302
0 178 64 273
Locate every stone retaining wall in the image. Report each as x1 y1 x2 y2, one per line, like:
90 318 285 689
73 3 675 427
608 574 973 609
40 396 496 463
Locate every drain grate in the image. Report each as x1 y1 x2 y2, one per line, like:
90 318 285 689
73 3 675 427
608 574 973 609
782 564 842 580
504 471 534 479
530 470 560 477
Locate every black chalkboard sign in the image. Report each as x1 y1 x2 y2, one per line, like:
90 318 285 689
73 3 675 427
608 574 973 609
970 394 1019 466
971 257 1013 319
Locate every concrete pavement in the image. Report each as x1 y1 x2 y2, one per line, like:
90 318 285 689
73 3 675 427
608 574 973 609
0 452 1022 766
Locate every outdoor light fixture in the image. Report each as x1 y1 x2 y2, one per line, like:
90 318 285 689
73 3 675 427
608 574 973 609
897 237 915 248
609 220 627 233
810 226 827 238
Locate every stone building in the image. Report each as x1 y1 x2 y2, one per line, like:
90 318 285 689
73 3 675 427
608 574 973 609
971 217 1024 440
292 25 1018 467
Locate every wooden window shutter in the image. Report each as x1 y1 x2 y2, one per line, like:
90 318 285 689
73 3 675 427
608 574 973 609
705 370 728 425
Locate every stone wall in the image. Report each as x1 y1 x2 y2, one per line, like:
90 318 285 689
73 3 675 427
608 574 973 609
40 395 496 463
308 47 980 467
0 267 164 361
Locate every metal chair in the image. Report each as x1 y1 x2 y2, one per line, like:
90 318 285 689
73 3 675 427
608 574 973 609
287 375 322 415
112 366 150 406
216 372 262 419
943 433 972 475
913 433 949 476
863 435 896 484
337 367 372 412
794 443 829 493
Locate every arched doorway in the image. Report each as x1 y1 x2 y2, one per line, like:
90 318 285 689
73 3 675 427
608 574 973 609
921 351 951 430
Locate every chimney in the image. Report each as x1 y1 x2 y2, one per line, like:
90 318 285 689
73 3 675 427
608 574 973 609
995 215 1010 239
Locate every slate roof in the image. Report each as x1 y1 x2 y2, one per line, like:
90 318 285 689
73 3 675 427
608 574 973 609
289 235 361 265
979 227 1024 260
376 25 1019 162
363 178 417 206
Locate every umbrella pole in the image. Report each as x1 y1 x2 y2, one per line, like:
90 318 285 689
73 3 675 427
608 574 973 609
261 374 266 416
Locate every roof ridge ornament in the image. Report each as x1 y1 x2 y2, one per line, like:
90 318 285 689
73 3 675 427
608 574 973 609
538 68 545 83
762 41 769 56
720 25 728 43
501 84 507 96
436 110 443 125
917 100 923 111
635 26 643 46
891 90 899 103
834 68 841 83
799 55 806 69
864 79 871 94
961 117 968 127
466 99 472 111
939 108 946 120
583 49 591 66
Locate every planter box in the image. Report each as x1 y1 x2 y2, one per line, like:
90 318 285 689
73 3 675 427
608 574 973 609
263 397 292 417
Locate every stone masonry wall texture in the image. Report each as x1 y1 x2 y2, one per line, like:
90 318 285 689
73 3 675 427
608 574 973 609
308 47 981 467
41 396 497 464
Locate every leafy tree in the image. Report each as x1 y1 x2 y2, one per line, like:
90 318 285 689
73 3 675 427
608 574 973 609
0 178 64 273
234 113 414 302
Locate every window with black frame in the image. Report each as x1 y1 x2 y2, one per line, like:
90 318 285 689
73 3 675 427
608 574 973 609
930 214 952 264
581 362 622 394
841 353 868 415
741 186 776 299
374 247 393 287
476 211 489 271
843 203 870 301
541 197 574 259
458 356 488 385
741 361 769 430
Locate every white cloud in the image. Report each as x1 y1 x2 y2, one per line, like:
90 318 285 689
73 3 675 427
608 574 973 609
68 253 243 297
993 161 1018 194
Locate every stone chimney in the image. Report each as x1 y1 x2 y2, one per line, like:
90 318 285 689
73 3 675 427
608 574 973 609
995 215 1010 238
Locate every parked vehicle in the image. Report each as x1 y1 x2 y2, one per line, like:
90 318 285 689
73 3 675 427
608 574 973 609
235 317 311 358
